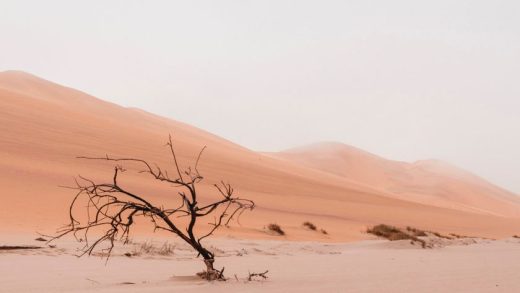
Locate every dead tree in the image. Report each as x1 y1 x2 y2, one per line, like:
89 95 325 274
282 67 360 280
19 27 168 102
51 135 254 280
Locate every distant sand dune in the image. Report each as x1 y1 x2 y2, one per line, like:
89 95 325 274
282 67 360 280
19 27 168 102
269 141 520 217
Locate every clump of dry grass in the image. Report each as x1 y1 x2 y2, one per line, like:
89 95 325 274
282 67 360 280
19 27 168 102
136 241 155 254
368 224 412 241
303 221 317 231
450 233 477 239
267 224 285 236
431 231 453 239
130 241 176 256
407 226 453 239
368 224 460 248
302 221 330 235
367 224 426 248
157 242 176 255
406 226 427 237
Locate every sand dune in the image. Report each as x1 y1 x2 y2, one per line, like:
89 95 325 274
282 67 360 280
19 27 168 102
270 142 520 217
1 70 520 241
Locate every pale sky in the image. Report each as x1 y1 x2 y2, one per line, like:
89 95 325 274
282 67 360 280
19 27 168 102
1 1 519 193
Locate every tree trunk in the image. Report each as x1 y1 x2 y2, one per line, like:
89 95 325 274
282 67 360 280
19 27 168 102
196 258 222 280
205 258 215 272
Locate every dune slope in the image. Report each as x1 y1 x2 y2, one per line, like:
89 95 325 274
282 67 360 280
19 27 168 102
270 142 520 217
1 70 519 240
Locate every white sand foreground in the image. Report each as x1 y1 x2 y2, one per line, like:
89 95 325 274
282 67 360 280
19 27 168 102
2 235 520 292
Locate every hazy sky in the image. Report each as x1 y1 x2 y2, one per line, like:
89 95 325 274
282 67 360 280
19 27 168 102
1 1 519 193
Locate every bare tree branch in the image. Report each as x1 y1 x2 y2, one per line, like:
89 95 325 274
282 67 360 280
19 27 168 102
248 270 269 281
50 135 255 281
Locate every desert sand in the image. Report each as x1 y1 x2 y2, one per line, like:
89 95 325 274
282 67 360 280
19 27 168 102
3 235 520 292
1 70 520 292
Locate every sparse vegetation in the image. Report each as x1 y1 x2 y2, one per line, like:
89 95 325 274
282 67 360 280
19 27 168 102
431 231 452 239
367 224 466 248
407 226 453 239
450 233 493 240
513 235 520 239
267 224 285 236
367 224 426 248
406 226 427 237
303 221 317 230
130 241 176 256
302 221 329 235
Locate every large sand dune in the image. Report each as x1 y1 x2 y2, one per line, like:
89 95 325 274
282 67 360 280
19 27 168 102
1 70 520 240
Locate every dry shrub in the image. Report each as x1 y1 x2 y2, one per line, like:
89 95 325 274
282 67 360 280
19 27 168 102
449 233 474 239
131 241 176 256
431 231 452 239
406 226 427 237
407 226 452 239
303 221 317 231
367 224 402 238
267 224 285 236
388 231 414 241
367 224 426 248
320 229 328 235
136 241 154 254
157 243 176 256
